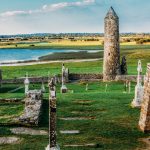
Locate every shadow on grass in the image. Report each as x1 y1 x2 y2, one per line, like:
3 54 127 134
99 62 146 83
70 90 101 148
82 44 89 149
39 99 49 128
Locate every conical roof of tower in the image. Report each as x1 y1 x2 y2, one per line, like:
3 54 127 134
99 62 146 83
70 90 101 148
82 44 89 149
105 7 118 19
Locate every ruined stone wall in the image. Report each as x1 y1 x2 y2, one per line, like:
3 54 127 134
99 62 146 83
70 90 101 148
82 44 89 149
139 64 150 132
103 8 120 81
2 74 103 83
17 90 43 126
115 75 144 82
1 74 143 83
69 73 103 81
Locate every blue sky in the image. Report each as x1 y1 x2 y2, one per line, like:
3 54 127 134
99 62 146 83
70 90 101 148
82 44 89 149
0 0 149 35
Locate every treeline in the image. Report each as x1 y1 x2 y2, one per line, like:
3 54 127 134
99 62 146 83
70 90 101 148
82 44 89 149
121 38 150 44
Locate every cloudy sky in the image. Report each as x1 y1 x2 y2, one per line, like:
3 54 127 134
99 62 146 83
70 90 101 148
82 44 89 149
0 0 149 35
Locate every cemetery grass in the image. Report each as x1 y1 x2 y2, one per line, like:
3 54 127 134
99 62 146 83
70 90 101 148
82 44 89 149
0 82 149 150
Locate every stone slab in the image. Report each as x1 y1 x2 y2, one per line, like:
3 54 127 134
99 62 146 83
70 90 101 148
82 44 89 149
11 127 48 135
59 116 96 121
60 130 80 134
64 143 96 147
0 137 21 145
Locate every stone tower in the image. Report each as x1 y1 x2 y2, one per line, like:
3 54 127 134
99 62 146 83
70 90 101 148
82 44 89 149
103 7 120 81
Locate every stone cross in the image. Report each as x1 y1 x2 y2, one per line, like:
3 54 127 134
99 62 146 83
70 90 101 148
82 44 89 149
139 64 150 132
62 63 65 86
137 60 142 86
131 60 144 108
46 78 60 150
61 64 67 93
24 72 30 95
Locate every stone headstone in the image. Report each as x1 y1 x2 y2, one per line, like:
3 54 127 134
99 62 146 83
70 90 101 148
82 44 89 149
139 64 150 132
131 60 144 108
61 85 68 93
103 7 120 81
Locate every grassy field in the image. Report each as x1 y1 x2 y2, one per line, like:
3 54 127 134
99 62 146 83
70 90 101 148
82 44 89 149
0 40 150 49
0 82 149 150
0 43 149 149
1 48 150 79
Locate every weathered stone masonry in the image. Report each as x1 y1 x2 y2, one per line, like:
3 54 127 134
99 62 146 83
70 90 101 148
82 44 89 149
103 7 120 81
17 90 43 126
139 64 150 132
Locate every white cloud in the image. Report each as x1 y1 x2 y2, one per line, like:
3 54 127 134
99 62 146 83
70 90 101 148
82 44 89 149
0 11 29 17
0 0 95 17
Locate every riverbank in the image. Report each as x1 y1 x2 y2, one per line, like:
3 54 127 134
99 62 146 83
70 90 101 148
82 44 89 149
0 58 101 67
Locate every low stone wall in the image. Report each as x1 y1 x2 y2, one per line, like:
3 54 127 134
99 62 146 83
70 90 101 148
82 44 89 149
2 77 49 84
16 90 43 126
2 75 63 84
69 73 103 81
115 75 144 82
1 74 144 83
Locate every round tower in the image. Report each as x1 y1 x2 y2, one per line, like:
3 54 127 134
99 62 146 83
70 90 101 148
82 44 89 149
103 7 120 81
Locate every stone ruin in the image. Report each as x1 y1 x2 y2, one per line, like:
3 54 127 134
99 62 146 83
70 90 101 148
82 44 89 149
103 7 128 81
139 64 150 132
103 7 120 81
17 90 43 126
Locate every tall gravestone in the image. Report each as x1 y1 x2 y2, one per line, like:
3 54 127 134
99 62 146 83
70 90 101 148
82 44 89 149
60 64 67 93
139 64 150 132
131 60 144 108
24 73 30 95
103 7 120 81
45 78 60 150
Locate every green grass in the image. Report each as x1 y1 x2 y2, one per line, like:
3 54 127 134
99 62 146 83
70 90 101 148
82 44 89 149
0 45 150 149
1 45 150 79
1 57 148 79
0 82 149 150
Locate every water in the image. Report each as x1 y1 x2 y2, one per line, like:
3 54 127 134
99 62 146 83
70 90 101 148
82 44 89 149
0 49 101 63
